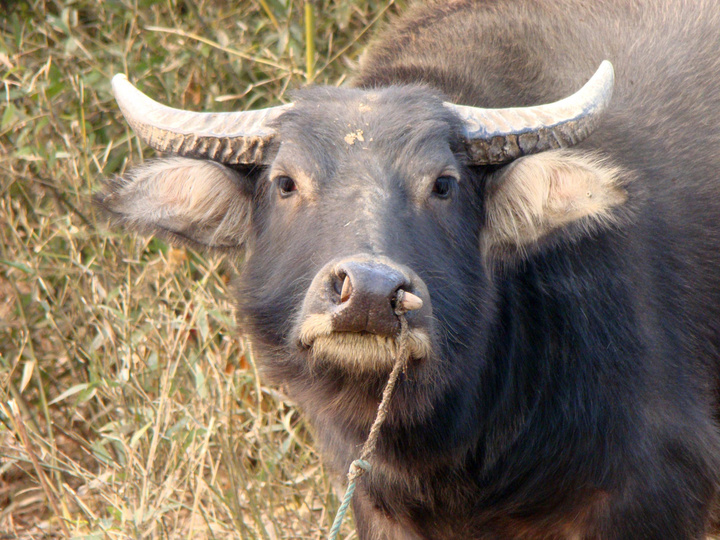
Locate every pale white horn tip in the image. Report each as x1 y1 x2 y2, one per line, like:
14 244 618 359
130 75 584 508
598 60 614 82
111 73 128 86
111 74 131 97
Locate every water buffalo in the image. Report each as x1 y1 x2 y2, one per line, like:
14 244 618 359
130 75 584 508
97 0 720 537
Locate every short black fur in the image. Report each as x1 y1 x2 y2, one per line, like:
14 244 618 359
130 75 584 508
102 0 720 538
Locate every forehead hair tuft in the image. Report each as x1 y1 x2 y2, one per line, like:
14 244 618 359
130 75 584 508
272 85 466 153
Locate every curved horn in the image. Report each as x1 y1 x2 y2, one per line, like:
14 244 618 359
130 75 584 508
112 74 292 165
446 61 614 165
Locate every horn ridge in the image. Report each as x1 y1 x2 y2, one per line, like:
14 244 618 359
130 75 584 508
112 74 292 164
446 60 614 164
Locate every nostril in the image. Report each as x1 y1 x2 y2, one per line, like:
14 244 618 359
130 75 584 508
332 272 353 304
389 286 403 311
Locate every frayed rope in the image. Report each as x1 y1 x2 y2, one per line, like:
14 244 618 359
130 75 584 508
327 295 412 540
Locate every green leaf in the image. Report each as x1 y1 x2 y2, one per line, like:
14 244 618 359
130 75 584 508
1 103 17 129
193 364 208 399
0 259 34 274
20 360 35 393
49 383 90 405
130 421 153 449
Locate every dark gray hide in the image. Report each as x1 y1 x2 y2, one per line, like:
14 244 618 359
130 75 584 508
98 0 720 538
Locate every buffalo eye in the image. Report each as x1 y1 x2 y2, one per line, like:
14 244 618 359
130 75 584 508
276 176 297 197
432 176 455 198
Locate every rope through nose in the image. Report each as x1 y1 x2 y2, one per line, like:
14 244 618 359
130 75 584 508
327 290 412 540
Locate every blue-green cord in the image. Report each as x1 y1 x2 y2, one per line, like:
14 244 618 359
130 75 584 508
327 311 409 539
328 459 372 540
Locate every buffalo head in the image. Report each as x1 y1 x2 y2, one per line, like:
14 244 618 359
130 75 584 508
97 61 626 440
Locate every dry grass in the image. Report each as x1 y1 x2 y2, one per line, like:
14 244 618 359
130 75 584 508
0 0 404 537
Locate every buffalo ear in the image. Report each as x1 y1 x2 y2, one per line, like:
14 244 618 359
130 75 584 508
96 157 253 250
481 151 628 259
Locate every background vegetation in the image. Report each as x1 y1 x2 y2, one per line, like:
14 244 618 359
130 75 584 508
0 0 404 537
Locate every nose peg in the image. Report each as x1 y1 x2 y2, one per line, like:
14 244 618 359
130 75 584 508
328 260 422 335
336 269 422 312
298 255 432 348
395 289 423 313
340 274 353 303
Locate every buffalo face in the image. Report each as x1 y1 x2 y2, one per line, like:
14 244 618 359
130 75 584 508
232 87 491 403
98 67 627 433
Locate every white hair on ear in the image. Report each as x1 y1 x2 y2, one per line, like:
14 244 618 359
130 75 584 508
99 157 251 248
483 150 628 257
